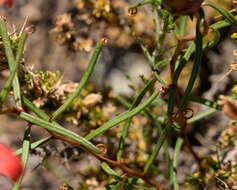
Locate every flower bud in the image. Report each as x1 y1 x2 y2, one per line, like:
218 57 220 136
0 143 22 182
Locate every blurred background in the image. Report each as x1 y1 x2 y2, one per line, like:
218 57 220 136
0 0 236 189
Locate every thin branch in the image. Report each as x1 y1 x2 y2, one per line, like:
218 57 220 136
49 132 168 190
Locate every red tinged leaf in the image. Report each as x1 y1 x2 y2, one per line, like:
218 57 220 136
0 143 22 182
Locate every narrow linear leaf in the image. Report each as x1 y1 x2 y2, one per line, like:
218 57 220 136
154 72 166 84
23 96 70 128
204 2 237 27
153 59 169 72
115 95 165 124
20 127 31 167
168 57 187 115
0 32 27 104
167 13 231 113
188 108 217 124
115 91 172 177
15 136 51 155
189 96 221 110
211 15 237 29
182 15 236 65
169 16 226 112
0 19 15 68
165 143 174 189
117 119 132 159
101 162 122 181
173 137 183 169
179 16 188 38
203 29 220 50
103 181 122 190
117 79 155 159
86 90 159 140
19 112 102 154
128 0 154 10
13 127 31 190
0 18 22 106
52 41 104 120
114 95 131 108
22 95 49 121
183 43 195 62
132 184 156 190
132 32 153 68
144 121 172 173
172 137 183 190
179 14 203 109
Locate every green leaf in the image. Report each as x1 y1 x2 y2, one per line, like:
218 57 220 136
15 136 51 155
132 184 156 190
117 79 155 159
19 112 102 154
203 29 220 50
104 181 122 190
168 57 187 115
128 0 155 11
22 96 67 129
85 90 159 140
211 16 237 29
22 95 50 120
101 162 122 181
172 137 183 190
179 16 188 38
144 121 172 173
153 59 169 72
13 127 31 190
204 2 237 27
188 108 217 124
0 32 27 104
0 18 23 106
132 32 154 68
189 96 221 110
52 41 104 120
179 12 204 109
